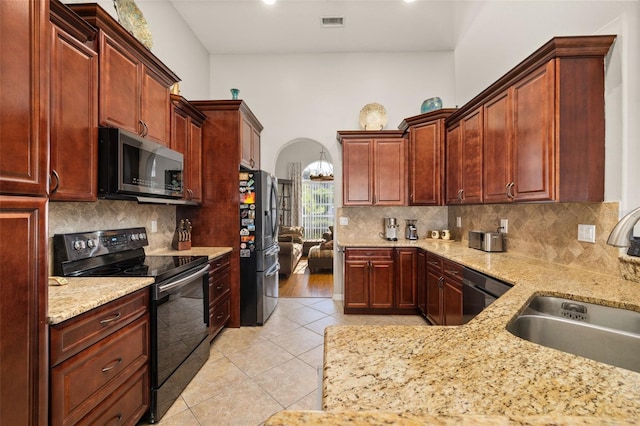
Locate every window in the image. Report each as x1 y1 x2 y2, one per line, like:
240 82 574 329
302 162 334 240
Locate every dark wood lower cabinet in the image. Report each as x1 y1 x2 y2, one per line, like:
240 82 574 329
422 252 464 325
49 289 150 426
209 253 231 339
0 196 48 425
343 247 418 314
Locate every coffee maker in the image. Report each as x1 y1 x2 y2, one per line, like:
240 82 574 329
383 217 399 241
405 219 418 240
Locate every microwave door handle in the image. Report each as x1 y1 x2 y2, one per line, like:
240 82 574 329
155 265 210 298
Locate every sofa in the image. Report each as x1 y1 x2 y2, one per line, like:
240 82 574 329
278 226 303 277
308 226 334 273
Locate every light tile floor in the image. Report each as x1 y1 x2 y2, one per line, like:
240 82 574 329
153 297 428 426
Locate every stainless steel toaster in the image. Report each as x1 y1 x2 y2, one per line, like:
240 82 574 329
468 231 506 252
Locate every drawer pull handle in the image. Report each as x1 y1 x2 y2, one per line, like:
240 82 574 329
446 269 459 275
216 285 224 290
216 313 224 319
99 312 122 324
102 357 122 373
105 413 122 425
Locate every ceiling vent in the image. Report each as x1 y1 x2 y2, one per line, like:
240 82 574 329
321 16 344 28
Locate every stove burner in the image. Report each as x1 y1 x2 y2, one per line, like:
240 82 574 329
84 266 122 276
124 265 150 275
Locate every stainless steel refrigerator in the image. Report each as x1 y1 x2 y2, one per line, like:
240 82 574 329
239 170 280 325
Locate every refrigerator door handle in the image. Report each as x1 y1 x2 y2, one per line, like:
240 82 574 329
265 262 280 278
265 245 280 256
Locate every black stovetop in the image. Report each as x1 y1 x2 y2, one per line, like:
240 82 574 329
53 227 208 281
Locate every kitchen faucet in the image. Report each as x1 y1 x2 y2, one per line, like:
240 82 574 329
607 206 640 247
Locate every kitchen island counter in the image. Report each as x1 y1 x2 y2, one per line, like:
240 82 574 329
266 239 640 424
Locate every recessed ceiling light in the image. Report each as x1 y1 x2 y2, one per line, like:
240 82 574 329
263 0 276 4
404 0 416 3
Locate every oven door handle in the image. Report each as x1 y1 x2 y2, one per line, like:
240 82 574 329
156 264 210 297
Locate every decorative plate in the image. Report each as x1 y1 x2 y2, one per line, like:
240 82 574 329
113 0 153 50
359 103 388 130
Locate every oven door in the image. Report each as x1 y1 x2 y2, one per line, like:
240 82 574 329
149 263 210 422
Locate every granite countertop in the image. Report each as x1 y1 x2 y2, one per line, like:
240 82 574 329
266 238 640 424
48 246 232 325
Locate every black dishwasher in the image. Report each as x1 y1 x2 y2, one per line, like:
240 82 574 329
462 268 512 324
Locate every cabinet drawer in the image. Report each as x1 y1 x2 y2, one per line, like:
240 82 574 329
425 253 443 272
210 296 230 338
209 268 230 306
77 364 149 426
50 315 149 425
50 289 149 366
442 259 463 282
345 248 394 260
209 253 230 275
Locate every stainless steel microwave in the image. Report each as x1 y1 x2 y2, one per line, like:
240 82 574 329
98 127 184 202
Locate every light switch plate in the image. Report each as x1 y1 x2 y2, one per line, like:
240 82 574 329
339 217 349 225
578 224 596 243
151 220 158 233
456 217 462 228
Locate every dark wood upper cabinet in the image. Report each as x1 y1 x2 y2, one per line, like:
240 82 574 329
50 0 99 201
449 35 615 204
0 0 50 197
400 109 456 206
170 95 206 204
445 107 483 204
69 3 179 147
338 130 407 206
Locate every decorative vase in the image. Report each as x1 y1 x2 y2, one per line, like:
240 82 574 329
421 97 443 113
230 88 240 100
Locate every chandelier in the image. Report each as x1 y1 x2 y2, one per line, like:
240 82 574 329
309 149 334 181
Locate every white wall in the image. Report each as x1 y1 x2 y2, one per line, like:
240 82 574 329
209 52 457 176
453 0 640 217
63 0 211 99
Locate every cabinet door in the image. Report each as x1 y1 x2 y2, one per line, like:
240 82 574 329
0 196 48 425
443 278 463 326
374 138 406 205
344 260 370 308
50 24 98 201
99 33 140 134
342 139 373 206
395 248 417 309
416 250 427 315
512 61 555 202
409 121 443 205
445 123 462 205
188 120 203 203
141 66 170 145
0 0 49 196
370 259 394 309
460 107 483 204
425 267 442 325
240 116 260 170
483 90 512 203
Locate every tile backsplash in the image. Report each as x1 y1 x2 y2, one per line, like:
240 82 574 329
448 202 622 275
48 200 176 272
337 206 448 241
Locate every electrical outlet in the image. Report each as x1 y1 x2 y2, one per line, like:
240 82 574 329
151 220 158 233
339 217 349 226
577 224 596 243
456 217 462 228
500 218 508 233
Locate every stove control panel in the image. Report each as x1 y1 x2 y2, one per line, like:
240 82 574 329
54 227 149 263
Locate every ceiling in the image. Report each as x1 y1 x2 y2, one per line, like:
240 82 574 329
168 0 467 55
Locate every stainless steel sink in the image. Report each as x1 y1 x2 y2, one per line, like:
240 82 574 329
507 296 640 373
